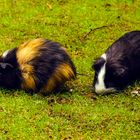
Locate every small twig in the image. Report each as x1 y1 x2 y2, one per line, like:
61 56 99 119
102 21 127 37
80 25 113 43
76 72 91 77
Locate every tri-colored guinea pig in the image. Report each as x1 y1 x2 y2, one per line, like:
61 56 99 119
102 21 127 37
92 30 140 94
0 38 76 94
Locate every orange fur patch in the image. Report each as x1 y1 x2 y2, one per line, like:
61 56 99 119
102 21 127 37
20 64 36 90
17 38 46 64
17 38 46 90
41 63 75 93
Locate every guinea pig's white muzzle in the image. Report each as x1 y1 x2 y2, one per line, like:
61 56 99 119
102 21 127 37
94 57 117 94
95 86 117 95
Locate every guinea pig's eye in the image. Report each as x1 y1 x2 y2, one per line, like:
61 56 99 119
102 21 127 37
113 67 127 77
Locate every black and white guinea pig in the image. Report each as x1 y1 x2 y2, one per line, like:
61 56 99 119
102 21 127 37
92 30 140 94
0 38 76 94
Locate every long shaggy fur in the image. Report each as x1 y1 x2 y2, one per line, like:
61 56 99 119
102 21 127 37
0 38 76 94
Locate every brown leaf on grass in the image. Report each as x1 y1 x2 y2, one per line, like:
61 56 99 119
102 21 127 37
47 3 52 10
83 92 97 100
57 97 71 104
0 106 4 112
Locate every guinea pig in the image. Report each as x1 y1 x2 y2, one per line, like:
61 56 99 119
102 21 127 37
92 30 140 94
0 38 76 94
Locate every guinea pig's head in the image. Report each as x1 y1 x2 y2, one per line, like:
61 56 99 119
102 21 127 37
92 53 130 95
0 63 14 84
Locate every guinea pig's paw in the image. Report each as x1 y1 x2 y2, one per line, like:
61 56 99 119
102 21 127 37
131 88 140 97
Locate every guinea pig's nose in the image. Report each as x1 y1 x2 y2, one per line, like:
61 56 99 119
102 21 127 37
95 89 106 94
95 87 116 95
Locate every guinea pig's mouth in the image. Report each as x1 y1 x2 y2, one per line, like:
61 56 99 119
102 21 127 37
95 87 118 95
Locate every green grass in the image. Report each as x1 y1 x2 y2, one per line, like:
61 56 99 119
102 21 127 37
0 0 140 139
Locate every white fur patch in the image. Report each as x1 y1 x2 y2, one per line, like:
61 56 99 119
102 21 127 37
95 59 106 94
2 50 10 58
101 53 107 60
95 53 116 94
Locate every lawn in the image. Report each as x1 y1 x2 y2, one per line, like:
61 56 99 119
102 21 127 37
0 0 140 139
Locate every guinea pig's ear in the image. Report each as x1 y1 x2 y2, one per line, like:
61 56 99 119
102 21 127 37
0 63 14 71
92 57 105 71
